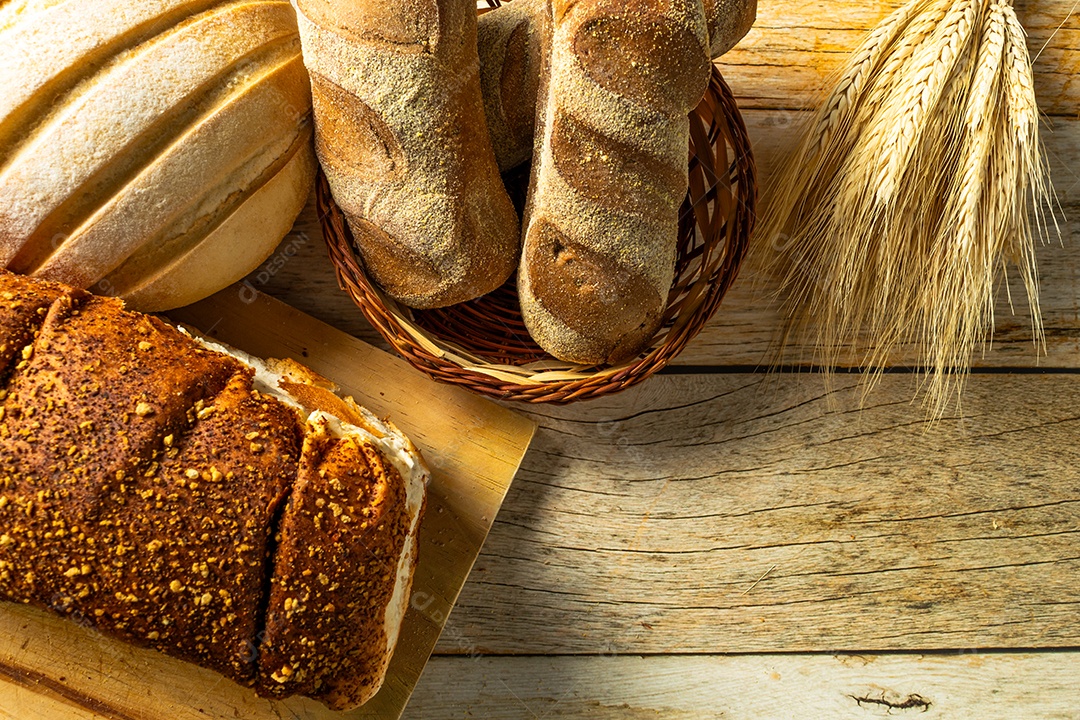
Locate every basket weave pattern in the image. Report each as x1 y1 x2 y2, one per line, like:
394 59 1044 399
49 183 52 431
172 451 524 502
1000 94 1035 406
320 67 757 403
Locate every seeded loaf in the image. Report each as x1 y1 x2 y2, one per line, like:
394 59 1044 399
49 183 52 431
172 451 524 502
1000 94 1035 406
293 0 520 309
519 0 712 364
477 0 756 171
0 271 429 710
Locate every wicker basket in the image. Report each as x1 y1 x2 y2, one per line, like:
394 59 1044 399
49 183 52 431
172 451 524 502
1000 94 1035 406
319 66 756 404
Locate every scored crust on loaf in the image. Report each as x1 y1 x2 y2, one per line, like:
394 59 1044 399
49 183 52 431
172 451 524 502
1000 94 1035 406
0 271 429 710
103 126 318 312
0 0 314 313
293 0 521 309
0 290 296 680
476 0 756 171
17 8 308 289
188 341 429 708
518 0 711 364
0 272 68 376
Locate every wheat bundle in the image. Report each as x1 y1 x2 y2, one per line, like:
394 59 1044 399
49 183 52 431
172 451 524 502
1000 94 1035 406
764 0 1057 418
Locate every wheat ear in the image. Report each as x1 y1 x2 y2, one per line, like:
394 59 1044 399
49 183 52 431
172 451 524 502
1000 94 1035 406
764 0 1057 420
869 0 980 205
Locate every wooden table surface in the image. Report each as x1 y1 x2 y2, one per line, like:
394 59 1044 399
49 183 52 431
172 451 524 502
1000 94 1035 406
251 2 1080 716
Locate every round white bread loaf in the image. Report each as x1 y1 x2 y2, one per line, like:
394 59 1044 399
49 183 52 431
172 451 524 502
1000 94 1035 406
0 0 316 312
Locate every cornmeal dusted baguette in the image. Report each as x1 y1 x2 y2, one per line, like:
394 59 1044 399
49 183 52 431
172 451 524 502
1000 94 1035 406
0 271 428 710
519 0 712 364
293 0 520 308
477 0 756 171
478 0 549 172
703 0 758 57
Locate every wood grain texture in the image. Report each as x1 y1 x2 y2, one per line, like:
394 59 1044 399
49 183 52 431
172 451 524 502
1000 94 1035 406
407 653 1080 719
431 373 1080 655
716 0 1080 117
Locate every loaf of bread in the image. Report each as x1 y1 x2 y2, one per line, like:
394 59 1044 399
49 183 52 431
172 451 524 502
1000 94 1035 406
0 0 317 313
293 0 521 309
0 271 427 710
478 0 549 172
703 0 758 57
477 0 756 172
518 0 712 364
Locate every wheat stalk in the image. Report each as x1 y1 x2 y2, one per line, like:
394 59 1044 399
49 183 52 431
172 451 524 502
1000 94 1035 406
1001 3 1053 340
764 0 1057 420
812 1 919 155
916 3 1007 415
757 1 934 267
870 0 979 205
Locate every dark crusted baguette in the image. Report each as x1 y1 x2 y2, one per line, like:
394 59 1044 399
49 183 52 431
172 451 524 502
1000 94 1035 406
478 0 548 172
0 271 428 710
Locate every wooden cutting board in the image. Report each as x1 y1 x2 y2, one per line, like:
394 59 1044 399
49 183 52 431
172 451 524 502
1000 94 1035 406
0 285 537 720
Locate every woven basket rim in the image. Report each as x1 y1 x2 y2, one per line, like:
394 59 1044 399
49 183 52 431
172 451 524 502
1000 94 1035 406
319 66 757 404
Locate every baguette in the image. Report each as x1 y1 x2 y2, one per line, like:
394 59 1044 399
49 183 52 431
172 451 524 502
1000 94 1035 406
0 271 428 710
519 0 712 364
477 0 548 172
703 0 758 57
294 0 520 309
477 0 756 171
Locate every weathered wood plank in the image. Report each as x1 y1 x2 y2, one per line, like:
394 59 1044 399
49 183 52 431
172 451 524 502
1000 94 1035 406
408 653 1080 719
0 679 103 720
426 373 1080 655
255 112 1079 371
716 0 1079 116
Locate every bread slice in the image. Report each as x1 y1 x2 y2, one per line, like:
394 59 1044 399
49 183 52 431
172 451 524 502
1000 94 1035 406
187 347 428 708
